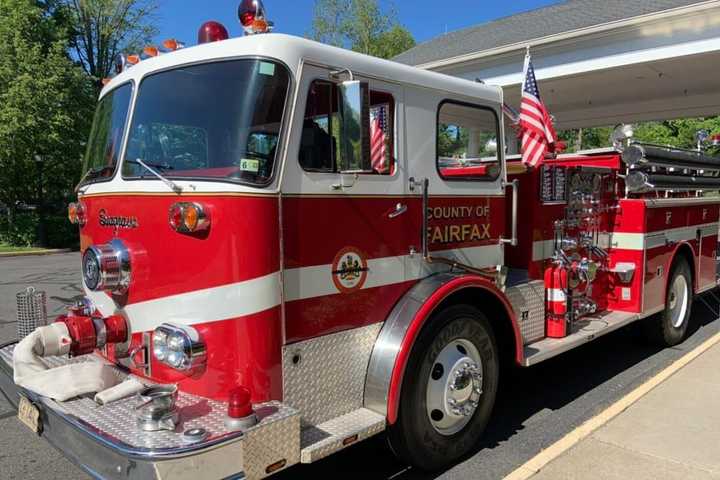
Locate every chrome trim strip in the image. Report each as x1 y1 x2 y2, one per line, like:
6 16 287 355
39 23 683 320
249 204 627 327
363 273 460 416
644 197 720 208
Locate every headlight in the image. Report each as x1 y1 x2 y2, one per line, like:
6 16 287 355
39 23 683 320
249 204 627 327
152 329 168 361
82 239 131 294
152 323 206 372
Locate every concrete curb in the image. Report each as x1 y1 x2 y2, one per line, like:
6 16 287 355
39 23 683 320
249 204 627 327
0 249 72 258
504 330 720 480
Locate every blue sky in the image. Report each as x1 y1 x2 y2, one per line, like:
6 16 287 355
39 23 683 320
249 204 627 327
154 0 560 47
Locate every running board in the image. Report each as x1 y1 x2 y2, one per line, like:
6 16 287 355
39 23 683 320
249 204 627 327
300 408 385 463
523 310 643 366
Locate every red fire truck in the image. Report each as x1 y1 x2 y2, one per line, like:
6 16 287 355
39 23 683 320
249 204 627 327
1 3 719 479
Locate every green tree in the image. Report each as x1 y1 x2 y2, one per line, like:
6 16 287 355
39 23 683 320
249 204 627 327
634 118 720 149
557 118 720 153
309 0 349 48
370 24 415 59
310 0 415 59
63 0 159 84
0 0 94 245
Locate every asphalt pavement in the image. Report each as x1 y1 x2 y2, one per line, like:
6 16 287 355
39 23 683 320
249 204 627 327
0 253 718 480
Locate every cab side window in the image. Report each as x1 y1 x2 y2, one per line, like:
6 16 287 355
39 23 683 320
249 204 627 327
299 80 394 174
437 101 500 181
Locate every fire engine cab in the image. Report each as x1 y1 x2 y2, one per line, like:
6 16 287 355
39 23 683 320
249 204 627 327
2 3 720 479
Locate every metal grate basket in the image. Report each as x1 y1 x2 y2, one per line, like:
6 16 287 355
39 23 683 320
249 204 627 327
16 287 48 340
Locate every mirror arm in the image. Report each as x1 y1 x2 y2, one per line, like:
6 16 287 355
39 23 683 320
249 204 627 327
331 172 358 191
329 68 354 82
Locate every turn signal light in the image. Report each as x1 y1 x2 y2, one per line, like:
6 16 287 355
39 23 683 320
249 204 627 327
168 202 210 234
68 202 87 226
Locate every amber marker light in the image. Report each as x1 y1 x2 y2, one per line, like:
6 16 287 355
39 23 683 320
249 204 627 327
143 45 160 57
162 39 185 51
168 202 210 234
126 54 140 65
68 202 87 226
252 18 269 33
68 202 78 224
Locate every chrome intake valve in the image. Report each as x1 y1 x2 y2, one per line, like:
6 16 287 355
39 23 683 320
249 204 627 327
82 239 131 294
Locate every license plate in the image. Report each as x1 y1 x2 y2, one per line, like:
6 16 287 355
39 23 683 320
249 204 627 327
17 395 41 434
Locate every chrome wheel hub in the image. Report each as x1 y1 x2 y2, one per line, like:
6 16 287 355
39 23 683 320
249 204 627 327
426 338 483 435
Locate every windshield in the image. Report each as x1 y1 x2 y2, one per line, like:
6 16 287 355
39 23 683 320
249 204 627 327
81 83 133 184
122 59 291 185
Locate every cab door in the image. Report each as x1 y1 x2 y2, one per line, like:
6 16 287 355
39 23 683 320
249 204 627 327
403 88 507 279
280 63 412 343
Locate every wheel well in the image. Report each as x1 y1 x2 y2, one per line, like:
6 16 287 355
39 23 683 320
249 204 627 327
434 288 518 368
673 243 696 291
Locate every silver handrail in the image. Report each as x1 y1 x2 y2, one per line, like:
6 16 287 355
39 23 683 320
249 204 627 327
500 179 519 247
421 178 429 259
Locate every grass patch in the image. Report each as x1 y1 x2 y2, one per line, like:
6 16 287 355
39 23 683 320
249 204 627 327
0 243 47 254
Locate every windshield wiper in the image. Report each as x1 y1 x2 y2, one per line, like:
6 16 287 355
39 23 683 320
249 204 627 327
75 165 112 193
130 158 183 193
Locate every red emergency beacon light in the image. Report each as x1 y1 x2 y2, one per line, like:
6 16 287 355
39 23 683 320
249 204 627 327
238 0 272 34
198 20 230 44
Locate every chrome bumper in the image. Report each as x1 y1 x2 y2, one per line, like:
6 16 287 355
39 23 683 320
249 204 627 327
0 342 300 480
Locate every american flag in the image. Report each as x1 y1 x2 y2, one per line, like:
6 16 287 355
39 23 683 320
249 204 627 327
519 51 556 167
370 104 389 173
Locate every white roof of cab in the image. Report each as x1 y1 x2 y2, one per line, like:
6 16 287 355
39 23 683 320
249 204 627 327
101 33 502 105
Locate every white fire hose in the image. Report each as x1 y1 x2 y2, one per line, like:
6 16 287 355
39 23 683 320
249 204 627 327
13 323 143 402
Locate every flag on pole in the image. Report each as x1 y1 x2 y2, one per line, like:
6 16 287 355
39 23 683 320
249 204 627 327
519 49 556 167
370 104 389 173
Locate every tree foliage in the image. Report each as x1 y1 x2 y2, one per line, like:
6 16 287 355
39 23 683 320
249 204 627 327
310 0 416 59
557 117 720 153
0 0 94 214
63 0 158 83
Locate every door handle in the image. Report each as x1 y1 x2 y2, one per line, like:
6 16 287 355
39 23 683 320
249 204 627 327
388 203 408 219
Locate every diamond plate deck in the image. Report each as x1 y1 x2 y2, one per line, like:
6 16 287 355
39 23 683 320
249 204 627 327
300 407 385 463
506 280 546 345
1 344 300 471
282 323 382 427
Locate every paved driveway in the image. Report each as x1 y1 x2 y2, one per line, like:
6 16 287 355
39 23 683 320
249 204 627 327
0 253 718 480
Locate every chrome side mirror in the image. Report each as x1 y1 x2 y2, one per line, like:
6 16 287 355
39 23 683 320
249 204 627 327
337 79 371 173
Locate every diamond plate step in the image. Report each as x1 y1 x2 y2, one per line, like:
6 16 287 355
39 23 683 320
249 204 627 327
300 407 385 463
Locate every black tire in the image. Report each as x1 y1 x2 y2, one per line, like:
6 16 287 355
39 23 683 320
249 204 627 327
642 258 692 347
387 304 499 471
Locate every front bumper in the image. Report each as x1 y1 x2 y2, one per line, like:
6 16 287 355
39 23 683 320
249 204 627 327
0 342 300 480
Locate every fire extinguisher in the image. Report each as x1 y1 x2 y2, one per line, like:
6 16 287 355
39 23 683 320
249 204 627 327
545 263 570 338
